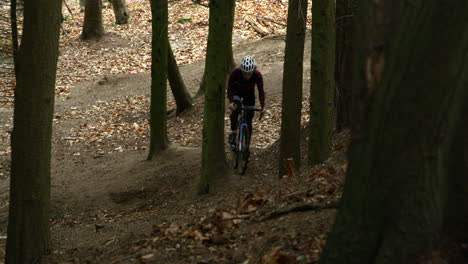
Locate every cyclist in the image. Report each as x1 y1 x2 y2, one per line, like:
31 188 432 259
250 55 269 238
227 55 265 147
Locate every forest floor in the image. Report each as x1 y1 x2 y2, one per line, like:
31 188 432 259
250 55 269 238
0 0 462 263
0 1 347 262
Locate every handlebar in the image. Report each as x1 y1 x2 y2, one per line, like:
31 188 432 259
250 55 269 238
232 98 264 120
234 105 264 120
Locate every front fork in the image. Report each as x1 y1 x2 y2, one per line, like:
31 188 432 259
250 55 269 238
238 123 249 152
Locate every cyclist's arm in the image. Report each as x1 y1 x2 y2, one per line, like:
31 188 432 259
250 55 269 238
227 68 239 103
256 71 265 109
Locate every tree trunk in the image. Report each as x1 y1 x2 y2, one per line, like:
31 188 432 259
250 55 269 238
308 0 335 165
109 0 129 25
10 0 19 70
5 0 62 262
168 41 193 115
226 0 236 71
278 0 308 177
147 0 168 160
334 0 354 131
318 1 468 263
195 0 235 97
81 0 105 40
198 0 232 194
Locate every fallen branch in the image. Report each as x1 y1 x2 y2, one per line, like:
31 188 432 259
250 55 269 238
245 16 270 37
110 254 138 264
167 108 176 116
63 0 74 18
258 16 287 27
190 0 208 8
257 200 340 222
336 14 354 21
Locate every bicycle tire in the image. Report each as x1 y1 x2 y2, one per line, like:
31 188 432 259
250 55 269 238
238 126 249 175
232 146 239 169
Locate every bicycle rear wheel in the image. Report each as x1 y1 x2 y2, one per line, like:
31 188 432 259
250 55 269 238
232 147 239 169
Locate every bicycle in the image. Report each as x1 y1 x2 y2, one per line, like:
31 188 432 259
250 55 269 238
230 99 263 175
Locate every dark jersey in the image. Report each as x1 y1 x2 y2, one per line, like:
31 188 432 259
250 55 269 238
227 67 265 108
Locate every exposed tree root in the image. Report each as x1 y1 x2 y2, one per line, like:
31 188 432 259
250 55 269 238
258 200 340 222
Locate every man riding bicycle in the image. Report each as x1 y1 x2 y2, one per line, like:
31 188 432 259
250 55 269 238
227 55 265 147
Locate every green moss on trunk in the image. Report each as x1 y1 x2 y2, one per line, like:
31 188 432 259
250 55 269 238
196 0 235 97
5 0 62 262
198 0 233 194
319 1 468 263
278 0 308 177
335 0 354 131
308 0 335 165
147 0 169 160
168 41 193 115
81 0 105 40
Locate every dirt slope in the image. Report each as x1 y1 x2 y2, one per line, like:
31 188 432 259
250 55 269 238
0 28 347 264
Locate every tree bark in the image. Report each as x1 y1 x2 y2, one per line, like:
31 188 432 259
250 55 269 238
226 0 236 71
318 1 468 263
195 0 235 97
334 0 354 131
308 0 335 165
10 0 19 70
198 0 232 194
168 41 193 115
5 0 62 262
147 0 168 160
109 0 129 25
278 0 308 177
81 0 105 40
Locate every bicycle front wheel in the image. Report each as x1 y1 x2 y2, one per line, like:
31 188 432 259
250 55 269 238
232 146 239 169
238 126 249 175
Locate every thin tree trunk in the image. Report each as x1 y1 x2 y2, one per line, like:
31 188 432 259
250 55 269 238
335 0 354 131
318 1 468 263
168 41 193 115
349 0 368 135
278 0 308 177
198 0 232 194
147 0 168 160
195 0 235 98
308 0 335 165
226 0 236 71
109 0 129 24
10 0 18 71
443 84 468 228
5 0 62 262
81 0 105 40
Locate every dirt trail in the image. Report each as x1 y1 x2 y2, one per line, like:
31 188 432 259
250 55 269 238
45 32 312 223
0 32 343 264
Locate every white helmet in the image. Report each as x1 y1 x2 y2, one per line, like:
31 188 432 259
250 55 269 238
240 55 256 73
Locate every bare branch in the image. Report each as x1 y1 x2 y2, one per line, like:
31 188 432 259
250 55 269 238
258 16 287 27
190 0 208 8
257 200 340 222
336 14 354 21
63 0 74 18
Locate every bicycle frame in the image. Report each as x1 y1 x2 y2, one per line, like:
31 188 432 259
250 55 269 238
237 115 249 152
231 99 262 175
234 100 262 152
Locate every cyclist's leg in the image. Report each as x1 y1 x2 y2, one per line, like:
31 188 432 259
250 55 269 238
229 108 240 145
245 110 255 153
246 110 255 140
230 108 240 131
